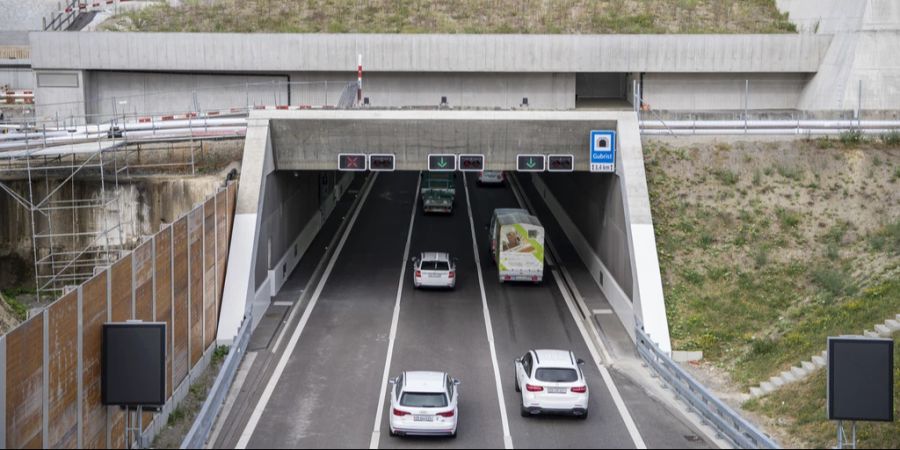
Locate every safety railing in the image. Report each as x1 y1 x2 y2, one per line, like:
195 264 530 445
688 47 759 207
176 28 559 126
43 0 81 31
636 322 780 449
180 314 253 449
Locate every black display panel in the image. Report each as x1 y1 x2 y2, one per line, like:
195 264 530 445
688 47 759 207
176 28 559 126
338 153 367 171
548 154 575 172
458 154 485 172
102 323 167 406
828 337 894 422
368 154 395 171
428 154 457 172
516 154 546 172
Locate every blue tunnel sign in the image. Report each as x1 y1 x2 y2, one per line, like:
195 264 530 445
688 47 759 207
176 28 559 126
589 130 616 173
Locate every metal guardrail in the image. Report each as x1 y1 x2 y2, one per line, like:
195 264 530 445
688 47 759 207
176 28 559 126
636 323 780 449
181 315 253 449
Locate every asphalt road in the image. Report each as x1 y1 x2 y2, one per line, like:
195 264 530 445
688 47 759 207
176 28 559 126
229 171 711 449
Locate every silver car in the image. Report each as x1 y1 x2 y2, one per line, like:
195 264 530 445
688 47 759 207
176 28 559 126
477 170 505 186
412 252 457 289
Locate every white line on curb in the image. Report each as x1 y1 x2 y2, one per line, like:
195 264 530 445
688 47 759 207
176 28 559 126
235 173 379 449
463 173 514 449
369 173 421 449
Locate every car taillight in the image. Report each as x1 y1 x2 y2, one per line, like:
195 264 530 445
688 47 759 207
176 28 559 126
415 270 421 278
448 271 455 278
393 408 410 417
436 411 454 418
532 276 538 281
571 386 587 394
526 384 544 392
504 275 511 281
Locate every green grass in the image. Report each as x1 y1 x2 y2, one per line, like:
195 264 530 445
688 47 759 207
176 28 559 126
744 333 900 449
881 131 900 147
100 0 797 34
1 290 30 321
645 141 900 390
711 168 740 186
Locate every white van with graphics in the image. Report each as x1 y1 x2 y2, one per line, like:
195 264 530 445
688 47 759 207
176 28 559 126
489 208 545 283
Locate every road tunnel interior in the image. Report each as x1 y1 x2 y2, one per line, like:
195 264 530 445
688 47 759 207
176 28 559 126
221 111 669 358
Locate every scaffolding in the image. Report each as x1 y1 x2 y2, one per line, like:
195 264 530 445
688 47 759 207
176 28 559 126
0 123 203 303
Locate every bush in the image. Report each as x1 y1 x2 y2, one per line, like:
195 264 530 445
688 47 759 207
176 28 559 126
839 130 864 146
712 168 739 186
776 207 801 229
880 131 900 147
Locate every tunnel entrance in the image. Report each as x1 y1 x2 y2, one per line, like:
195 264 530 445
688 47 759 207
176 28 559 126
218 109 670 356
575 73 633 109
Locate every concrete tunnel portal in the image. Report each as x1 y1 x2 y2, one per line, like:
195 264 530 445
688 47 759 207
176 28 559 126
218 109 672 354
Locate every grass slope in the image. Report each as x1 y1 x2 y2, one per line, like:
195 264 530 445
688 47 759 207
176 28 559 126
101 0 796 34
645 136 900 447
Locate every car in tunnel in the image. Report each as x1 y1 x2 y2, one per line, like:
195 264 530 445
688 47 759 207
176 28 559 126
389 371 460 438
477 170 505 186
515 349 589 419
412 252 457 289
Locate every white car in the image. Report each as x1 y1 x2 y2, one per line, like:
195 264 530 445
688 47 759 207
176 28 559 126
477 170 505 185
389 371 460 438
413 252 457 289
515 349 589 419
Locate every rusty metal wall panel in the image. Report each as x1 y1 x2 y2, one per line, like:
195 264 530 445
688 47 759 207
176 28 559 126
172 217 189 387
109 257 132 324
154 228 173 401
133 240 154 324
5 315 43 449
204 198 217 349
80 272 107 449
188 207 204 366
47 292 78 449
215 189 228 320
107 257 131 450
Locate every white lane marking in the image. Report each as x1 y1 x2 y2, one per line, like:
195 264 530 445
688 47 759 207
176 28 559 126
235 173 379 449
509 174 644 449
463 172 514 449
593 309 615 315
551 269 646 449
272 301 295 307
369 173 421 449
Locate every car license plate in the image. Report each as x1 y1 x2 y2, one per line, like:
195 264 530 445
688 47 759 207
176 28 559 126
429 273 442 278
548 387 567 394
413 415 434 422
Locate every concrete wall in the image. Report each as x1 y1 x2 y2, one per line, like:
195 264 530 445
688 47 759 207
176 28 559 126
0 68 33 90
254 170 337 290
85 71 290 120
643 73 810 110
33 70 87 123
30 32 831 73
539 172 632 298
0 176 224 259
267 110 619 171
292 71 574 109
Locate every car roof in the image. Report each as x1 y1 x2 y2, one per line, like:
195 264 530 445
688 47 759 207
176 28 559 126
532 349 577 367
419 252 450 262
403 371 447 392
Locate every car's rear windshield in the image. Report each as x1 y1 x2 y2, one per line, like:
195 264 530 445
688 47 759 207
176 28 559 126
535 368 578 383
400 392 448 408
421 261 449 271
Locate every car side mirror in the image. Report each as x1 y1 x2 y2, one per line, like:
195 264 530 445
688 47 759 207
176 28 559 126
577 359 585 366
514 358 522 364
389 377 397 385
453 379 461 386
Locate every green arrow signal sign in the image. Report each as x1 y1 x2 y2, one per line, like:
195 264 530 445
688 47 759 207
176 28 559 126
517 154 545 172
428 154 456 172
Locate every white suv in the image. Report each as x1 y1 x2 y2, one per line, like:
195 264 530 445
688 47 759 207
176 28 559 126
412 252 457 289
514 349 589 419
389 371 460 438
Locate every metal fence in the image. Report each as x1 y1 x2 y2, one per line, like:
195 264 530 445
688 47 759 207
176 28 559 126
180 314 252 450
636 323 780 449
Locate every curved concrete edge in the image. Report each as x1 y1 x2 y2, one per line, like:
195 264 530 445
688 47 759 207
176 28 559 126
216 118 274 345
617 114 673 354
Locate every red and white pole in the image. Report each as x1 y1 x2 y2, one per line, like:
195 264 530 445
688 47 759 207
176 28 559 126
357 54 363 105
